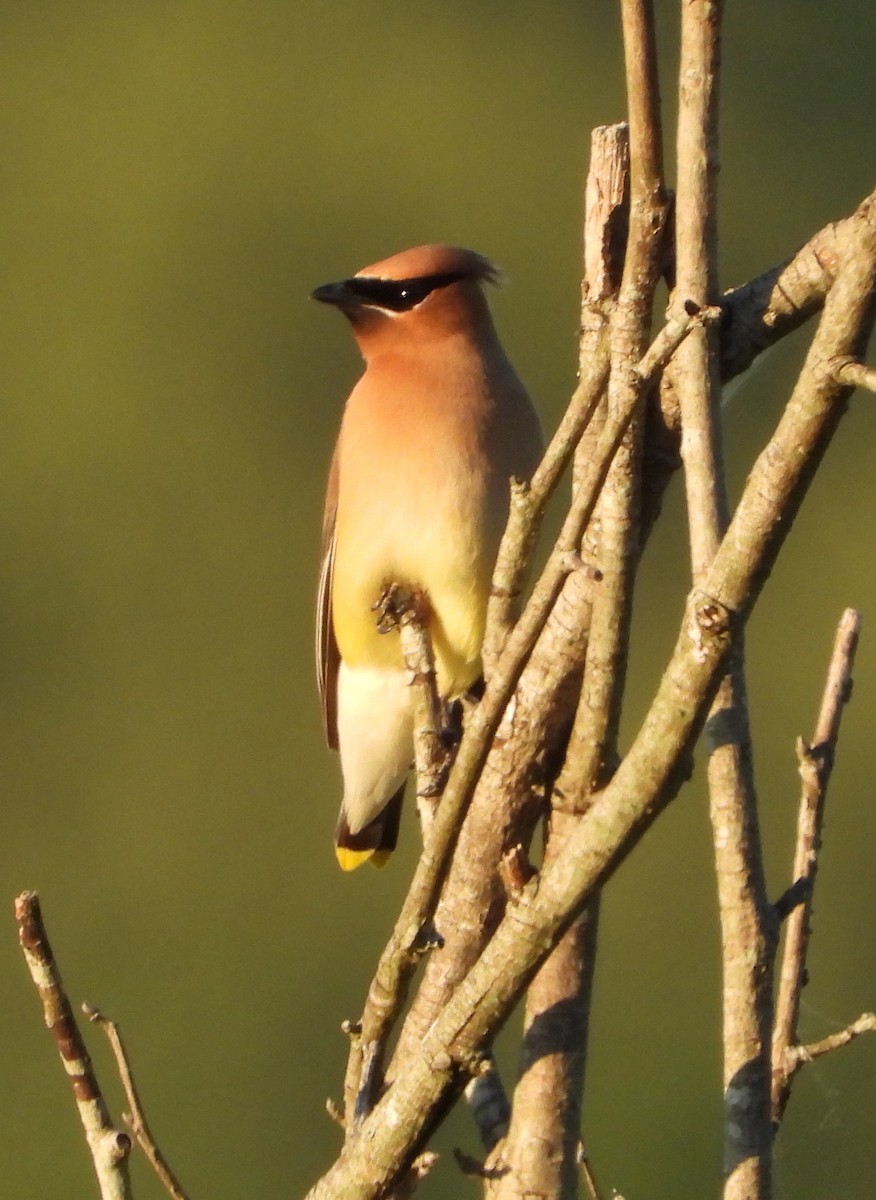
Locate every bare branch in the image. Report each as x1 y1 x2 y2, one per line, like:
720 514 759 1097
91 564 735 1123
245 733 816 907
673 5 775 1197
644 191 876 547
85 1006 190 1200
720 209 864 382
376 583 451 834
577 1146 607 1200
15 892 132 1200
325 1098 345 1128
583 122 631 302
619 0 664 200
483 123 630 671
486 897 599 1200
488 98 660 1194
483 342 609 673
830 356 876 394
790 1014 876 1068
388 564 594 1076
771 608 862 1127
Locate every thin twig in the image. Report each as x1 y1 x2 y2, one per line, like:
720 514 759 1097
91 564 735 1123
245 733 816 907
482 121 631 672
326 1098 346 1128
789 1014 876 1067
15 892 132 1200
392 1151 440 1200
830 356 876 394
577 1144 607 1200
620 0 664 196
771 608 862 1127
85 1006 191 1200
377 583 451 834
483 341 610 673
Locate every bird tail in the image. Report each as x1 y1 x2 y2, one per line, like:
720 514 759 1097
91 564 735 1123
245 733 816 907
334 785 405 871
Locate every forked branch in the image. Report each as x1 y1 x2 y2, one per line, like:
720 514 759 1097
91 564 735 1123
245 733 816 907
771 608 871 1127
15 892 133 1200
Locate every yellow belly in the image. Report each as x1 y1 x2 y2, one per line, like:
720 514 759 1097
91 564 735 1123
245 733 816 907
331 509 490 698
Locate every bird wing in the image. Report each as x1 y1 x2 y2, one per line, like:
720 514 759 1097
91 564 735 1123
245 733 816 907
316 445 341 750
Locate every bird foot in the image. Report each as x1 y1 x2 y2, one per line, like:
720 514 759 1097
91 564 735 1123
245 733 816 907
372 581 430 634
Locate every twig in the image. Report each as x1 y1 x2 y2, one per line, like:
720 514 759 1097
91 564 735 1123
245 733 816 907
384 569 595 1093
830 356 876 394
392 1151 439 1200
326 1098 346 1128
377 583 450 834
85 1006 190 1200
789 1014 876 1067
502 300 708 683
620 0 664 198
15 892 132 1200
577 1144 607 1200
483 341 609 673
771 607 862 1127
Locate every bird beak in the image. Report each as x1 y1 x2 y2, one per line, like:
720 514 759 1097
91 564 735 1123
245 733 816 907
311 280 353 308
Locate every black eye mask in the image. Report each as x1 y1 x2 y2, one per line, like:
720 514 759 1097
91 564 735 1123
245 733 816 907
343 270 467 312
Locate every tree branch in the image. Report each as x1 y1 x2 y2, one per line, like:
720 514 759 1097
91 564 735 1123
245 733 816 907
673 6 775 1198
719 210 863 382
830 356 876 394
486 115 639 1200
15 892 133 1200
376 583 450 835
642 192 876 548
483 339 610 674
771 607 862 1127
790 1014 876 1068
85 1006 191 1200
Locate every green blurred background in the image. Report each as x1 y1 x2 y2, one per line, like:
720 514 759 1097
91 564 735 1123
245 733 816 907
2 2 874 1196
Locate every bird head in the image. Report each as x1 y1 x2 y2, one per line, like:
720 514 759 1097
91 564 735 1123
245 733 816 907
311 244 502 355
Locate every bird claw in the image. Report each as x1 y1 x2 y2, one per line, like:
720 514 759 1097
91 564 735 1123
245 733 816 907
372 582 428 633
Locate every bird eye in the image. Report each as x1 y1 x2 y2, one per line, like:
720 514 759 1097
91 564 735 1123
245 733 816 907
346 271 466 312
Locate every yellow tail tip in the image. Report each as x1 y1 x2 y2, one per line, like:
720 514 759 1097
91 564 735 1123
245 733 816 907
335 846 393 871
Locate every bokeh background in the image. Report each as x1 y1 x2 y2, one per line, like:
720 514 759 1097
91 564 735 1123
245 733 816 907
2 2 874 1197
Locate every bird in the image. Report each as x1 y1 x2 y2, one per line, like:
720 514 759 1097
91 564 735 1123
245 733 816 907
313 244 543 870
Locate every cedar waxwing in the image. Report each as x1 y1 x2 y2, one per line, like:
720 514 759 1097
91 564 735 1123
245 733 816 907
313 244 543 870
